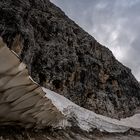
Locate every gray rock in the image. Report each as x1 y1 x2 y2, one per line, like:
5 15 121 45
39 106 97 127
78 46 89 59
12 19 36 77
0 0 140 119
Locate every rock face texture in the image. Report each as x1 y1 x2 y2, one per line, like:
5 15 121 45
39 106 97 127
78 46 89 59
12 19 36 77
1 38 140 140
0 0 140 119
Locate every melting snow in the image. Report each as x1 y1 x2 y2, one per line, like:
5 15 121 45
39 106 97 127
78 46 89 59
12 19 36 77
42 87 140 133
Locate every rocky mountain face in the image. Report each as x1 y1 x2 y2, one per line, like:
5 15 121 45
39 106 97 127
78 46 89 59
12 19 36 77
0 0 140 120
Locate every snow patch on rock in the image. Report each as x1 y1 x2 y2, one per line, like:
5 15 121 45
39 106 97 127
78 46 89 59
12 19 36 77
42 87 140 133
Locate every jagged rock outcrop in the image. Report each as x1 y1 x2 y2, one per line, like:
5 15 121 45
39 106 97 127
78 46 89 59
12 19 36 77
0 0 140 120
1 37 140 140
1 38 140 140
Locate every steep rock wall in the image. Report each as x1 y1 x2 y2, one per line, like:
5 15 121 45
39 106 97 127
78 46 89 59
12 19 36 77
0 0 140 119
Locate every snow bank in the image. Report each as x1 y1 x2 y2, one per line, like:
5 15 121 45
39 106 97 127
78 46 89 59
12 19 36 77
42 87 140 133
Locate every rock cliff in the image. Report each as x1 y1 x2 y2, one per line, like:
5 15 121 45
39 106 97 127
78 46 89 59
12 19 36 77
0 0 140 120
1 39 140 140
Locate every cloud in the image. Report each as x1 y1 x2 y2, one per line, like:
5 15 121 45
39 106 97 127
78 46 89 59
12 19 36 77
51 0 140 81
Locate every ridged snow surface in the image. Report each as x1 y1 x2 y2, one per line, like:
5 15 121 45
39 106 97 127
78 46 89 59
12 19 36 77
43 87 140 133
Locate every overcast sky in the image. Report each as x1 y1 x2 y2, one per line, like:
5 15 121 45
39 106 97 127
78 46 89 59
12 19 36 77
51 0 140 81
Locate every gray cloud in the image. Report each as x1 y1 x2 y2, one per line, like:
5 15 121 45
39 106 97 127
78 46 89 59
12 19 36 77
51 0 140 80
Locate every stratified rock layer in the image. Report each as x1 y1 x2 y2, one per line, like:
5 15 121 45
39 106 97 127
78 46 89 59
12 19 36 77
0 0 140 119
